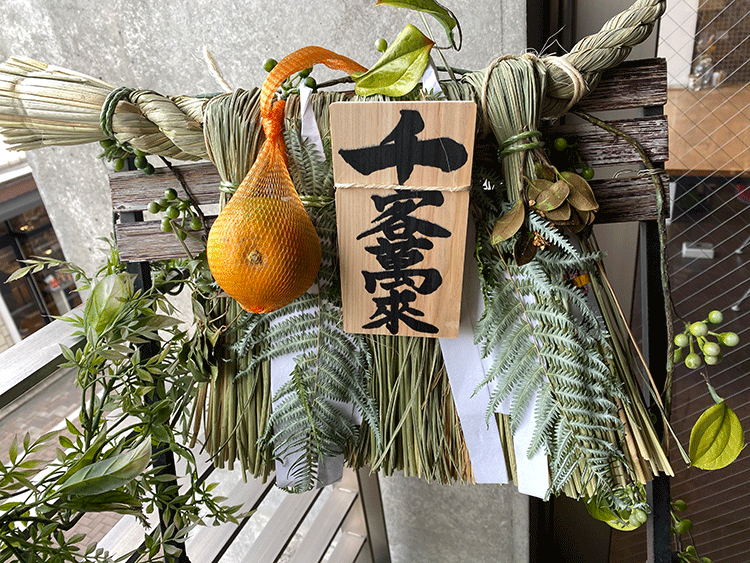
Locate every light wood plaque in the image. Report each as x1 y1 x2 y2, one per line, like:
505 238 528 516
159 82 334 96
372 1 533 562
330 101 477 338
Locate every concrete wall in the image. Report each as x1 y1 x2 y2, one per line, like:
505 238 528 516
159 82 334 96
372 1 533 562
0 2 530 562
0 0 526 278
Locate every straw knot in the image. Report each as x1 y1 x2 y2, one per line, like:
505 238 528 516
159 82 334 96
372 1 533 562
100 86 134 141
497 130 543 159
542 56 588 117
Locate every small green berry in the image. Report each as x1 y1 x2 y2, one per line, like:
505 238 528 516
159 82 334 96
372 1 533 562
164 188 178 201
189 217 202 231
160 217 173 233
704 353 722 365
99 139 115 149
674 333 689 347
165 206 180 220
142 163 155 175
304 76 317 90
689 322 708 337
719 331 739 346
708 309 723 324
685 545 697 557
134 155 148 169
376 38 388 52
581 167 595 180
147 201 162 214
702 341 721 356
298 67 312 79
112 158 125 172
553 137 568 151
262 58 278 72
685 353 702 369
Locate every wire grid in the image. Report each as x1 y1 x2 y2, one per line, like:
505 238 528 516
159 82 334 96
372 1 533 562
609 1 750 562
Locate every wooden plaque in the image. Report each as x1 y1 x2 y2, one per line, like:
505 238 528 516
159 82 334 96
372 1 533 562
330 101 477 338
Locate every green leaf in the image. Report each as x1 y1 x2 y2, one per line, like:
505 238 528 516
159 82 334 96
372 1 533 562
58 490 144 516
491 200 525 244
585 498 642 531
84 273 133 334
353 24 434 97
689 401 744 470
57 440 152 496
376 0 457 47
8 436 18 465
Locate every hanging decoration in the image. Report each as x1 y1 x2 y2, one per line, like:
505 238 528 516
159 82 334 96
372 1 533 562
4 0 743 527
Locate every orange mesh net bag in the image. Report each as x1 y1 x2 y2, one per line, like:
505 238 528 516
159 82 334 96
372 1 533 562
207 47 367 313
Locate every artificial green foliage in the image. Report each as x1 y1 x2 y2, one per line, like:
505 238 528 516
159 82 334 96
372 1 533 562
353 25 434 97
0 250 244 563
689 400 744 470
230 128 380 492
472 171 629 501
375 0 458 47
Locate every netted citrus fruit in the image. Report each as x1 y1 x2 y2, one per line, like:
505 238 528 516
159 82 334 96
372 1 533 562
207 194 321 314
207 46 366 314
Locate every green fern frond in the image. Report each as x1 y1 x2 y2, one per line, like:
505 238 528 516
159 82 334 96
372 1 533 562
472 185 629 500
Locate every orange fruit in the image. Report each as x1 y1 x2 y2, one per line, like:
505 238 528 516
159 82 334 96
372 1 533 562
206 47 366 314
207 194 321 314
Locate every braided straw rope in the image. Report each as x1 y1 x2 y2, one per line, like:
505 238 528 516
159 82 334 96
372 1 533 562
0 0 665 162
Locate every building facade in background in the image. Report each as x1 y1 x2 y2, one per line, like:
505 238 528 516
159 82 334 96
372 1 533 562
0 145 80 352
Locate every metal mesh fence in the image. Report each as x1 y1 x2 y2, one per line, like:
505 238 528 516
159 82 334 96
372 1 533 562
610 1 750 562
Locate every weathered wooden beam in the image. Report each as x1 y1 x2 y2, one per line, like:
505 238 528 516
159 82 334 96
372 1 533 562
111 58 669 262
541 115 670 167
572 58 667 112
113 171 668 262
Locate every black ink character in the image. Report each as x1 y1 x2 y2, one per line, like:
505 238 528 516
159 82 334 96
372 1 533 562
358 190 451 335
339 109 468 184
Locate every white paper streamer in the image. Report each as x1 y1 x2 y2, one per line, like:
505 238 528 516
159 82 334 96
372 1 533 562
500 273 550 498
421 57 442 96
439 225 550 495
439 220 508 484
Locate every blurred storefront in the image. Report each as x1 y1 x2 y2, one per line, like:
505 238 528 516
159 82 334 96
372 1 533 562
0 148 81 351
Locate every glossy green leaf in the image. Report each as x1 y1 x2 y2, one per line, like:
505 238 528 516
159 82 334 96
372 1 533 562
353 25 434 97
376 0 457 47
58 440 151 496
585 497 643 532
84 273 133 334
491 200 525 244
689 401 744 470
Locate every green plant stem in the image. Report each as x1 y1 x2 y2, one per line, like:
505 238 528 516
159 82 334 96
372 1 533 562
572 110 676 408
419 13 458 87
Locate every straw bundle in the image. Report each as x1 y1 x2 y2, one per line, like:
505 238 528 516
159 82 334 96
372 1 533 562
0 56 208 160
